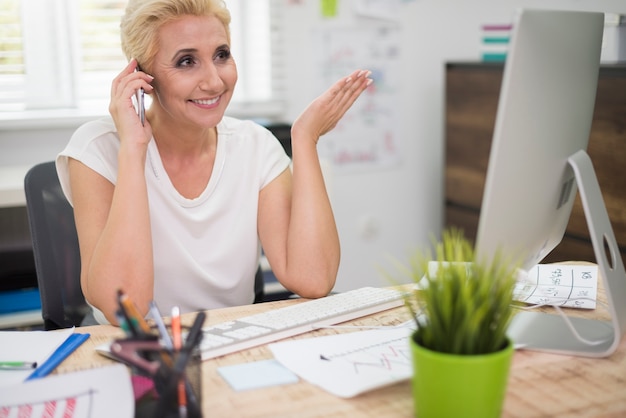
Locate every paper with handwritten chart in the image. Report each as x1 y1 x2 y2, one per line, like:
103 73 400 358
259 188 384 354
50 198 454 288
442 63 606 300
269 325 413 398
0 364 133 417
514 264 598 309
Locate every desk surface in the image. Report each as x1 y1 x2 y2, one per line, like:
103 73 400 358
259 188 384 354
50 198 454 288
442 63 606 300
55 284 626 418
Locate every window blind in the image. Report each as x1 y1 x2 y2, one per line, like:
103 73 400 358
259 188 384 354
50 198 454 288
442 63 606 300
0 0 284 117
0 0 25 110
77 0 127 103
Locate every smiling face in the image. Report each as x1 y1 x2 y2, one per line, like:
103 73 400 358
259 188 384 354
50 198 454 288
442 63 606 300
149 14 237 129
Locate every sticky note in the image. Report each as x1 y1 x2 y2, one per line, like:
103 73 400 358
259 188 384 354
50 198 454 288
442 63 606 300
217 359 299 391
321 0 338 18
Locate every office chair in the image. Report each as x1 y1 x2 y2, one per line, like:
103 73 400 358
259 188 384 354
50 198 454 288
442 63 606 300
24 162 267 330
24 161 88 330
264 122 292 158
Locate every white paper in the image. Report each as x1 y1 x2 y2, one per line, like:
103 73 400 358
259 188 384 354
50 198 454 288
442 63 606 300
269 326 413 398
0 327 74 387
0 364 134 418
424 262 599 309
514 264 598 309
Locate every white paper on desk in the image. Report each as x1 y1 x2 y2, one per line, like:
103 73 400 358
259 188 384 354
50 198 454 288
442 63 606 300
0 364 133 418
269 326 413 398
515 264 599 309
0 327 74 387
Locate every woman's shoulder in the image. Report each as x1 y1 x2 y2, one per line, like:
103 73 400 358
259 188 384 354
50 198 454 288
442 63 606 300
63 116 119 157
72 116 118 142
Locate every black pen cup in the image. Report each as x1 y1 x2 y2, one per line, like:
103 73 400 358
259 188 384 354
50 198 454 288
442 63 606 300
132 345 203 418
157 347 203 418
113 318 204 418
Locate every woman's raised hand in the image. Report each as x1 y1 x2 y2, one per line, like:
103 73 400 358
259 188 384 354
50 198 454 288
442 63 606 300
292 70 372 145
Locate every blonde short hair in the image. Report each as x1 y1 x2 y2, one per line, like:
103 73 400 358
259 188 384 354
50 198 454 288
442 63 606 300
120 0 231 72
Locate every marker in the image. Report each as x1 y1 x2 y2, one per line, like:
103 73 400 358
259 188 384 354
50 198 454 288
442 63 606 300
171 307 187 418
0 361 37 370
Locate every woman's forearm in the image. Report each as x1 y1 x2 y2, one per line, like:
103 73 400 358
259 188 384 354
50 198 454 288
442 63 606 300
78 147 154 323
285 135 340 297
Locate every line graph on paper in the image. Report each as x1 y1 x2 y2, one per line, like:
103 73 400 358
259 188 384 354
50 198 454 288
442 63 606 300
321 334 412 377
269 326 416 397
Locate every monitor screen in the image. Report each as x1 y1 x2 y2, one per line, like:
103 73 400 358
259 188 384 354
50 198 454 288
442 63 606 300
475 9 603 272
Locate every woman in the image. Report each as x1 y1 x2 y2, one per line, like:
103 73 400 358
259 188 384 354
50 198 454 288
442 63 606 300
56 0 372 325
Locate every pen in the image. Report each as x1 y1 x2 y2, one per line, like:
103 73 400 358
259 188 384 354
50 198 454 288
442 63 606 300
117 296 139 336
26 333 90 381
116 309 135 337
171 306 187 418
118 289 152 335
183 311 206 352
0 361 37 370
149 300 174 350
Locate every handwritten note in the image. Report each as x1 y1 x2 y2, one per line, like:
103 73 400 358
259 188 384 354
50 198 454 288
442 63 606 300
269 325 413 398
514 264 598 309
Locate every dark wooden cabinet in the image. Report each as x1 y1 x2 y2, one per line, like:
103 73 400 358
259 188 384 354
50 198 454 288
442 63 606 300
445 62 626 263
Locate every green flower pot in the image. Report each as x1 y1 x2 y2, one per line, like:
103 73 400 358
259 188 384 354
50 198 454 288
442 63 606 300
410 335 513 418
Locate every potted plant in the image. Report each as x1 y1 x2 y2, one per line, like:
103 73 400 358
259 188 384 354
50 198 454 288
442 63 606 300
392 228 520 418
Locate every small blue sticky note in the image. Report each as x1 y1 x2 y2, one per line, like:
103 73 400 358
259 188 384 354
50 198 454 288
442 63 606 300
217 359 299 391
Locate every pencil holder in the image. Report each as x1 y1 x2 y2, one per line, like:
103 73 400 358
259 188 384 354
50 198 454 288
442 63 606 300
153 347 202 418
110 318 205 418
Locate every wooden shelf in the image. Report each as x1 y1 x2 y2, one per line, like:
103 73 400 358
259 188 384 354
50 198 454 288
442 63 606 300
445 62 626 263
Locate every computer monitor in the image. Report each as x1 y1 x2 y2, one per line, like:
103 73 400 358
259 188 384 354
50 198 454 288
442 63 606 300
475 8 626 357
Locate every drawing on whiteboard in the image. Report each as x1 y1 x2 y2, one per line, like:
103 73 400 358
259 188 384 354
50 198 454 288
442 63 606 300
315 26 401 172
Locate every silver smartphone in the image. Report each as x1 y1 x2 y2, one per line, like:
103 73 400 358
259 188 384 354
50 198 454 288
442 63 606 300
135 88 145 126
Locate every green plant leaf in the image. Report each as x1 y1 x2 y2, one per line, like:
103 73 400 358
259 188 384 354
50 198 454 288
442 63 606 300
391 228 520 355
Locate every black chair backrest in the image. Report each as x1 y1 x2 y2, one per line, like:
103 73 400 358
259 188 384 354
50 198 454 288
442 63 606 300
24 161 88 330
265 123 292 158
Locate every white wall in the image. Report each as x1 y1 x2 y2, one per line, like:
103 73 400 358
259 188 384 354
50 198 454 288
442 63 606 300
280 0 626 292
1 0 625 291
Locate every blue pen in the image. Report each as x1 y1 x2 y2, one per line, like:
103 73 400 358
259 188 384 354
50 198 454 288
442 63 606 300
26 333 90 381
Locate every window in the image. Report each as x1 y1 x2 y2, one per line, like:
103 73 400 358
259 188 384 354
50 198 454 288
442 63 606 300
0 0 284 117
0 0 24 110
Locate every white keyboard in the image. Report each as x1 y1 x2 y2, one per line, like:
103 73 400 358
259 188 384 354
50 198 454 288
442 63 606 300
200 286 406 360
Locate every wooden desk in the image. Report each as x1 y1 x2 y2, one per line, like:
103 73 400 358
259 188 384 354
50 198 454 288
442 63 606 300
56 291 626 418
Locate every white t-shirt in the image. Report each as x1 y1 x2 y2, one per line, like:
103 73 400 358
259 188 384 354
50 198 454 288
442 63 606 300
56 116 291 324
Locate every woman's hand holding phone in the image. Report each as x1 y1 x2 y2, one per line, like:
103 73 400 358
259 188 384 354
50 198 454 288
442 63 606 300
109 59 153 148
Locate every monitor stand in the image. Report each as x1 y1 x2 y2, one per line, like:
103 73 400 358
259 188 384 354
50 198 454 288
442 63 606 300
507 149 626 357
